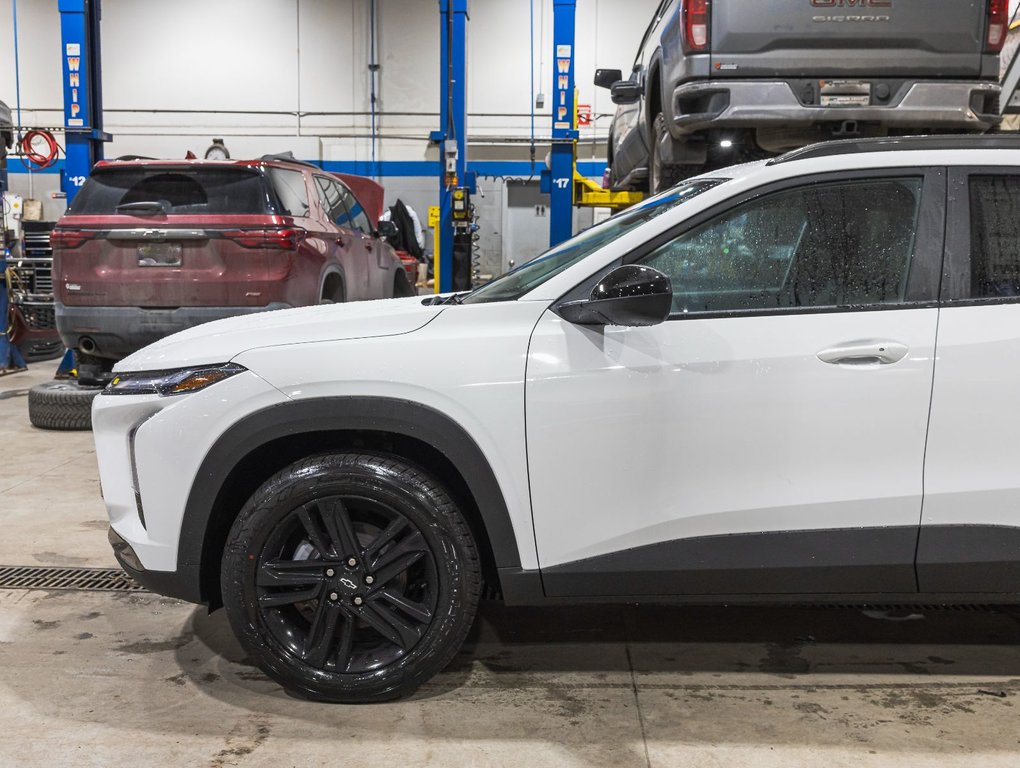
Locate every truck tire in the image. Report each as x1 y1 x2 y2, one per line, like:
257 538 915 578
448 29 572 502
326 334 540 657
651 113 696 194
28 380 101 431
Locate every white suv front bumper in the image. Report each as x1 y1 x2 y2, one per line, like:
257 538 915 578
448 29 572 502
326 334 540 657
93 369 288 574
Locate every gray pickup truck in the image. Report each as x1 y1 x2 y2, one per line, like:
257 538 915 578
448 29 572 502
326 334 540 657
598 0 1008 192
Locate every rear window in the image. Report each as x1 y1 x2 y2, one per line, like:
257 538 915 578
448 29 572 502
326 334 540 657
68 167 274 215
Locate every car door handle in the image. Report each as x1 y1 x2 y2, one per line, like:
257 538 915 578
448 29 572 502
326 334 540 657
817 340 909 366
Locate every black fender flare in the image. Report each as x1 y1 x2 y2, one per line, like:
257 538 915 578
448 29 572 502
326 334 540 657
175 396 523 604
645 52 665 147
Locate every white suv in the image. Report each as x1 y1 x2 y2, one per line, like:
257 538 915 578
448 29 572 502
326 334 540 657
94 136 1020 703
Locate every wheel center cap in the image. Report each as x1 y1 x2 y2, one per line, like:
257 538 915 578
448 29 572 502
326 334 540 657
335 575 359 594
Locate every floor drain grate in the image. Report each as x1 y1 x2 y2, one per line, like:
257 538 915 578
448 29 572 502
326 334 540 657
0 565 146 592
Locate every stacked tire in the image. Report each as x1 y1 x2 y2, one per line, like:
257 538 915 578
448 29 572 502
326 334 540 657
28 381 102 431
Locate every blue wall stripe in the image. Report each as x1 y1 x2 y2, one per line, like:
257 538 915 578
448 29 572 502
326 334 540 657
6 157 608 179
6 158 66 174
320 159 608 178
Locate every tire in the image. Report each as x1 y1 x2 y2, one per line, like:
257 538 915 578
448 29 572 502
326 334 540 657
650 113 696 194
221 452 482 703
16 343 64 364
27 380 102 431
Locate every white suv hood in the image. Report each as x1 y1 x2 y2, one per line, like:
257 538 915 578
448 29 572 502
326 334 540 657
115 297 445 372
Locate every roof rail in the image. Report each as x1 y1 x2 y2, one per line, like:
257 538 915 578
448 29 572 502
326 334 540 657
259 151 321 170
769 134 1020 165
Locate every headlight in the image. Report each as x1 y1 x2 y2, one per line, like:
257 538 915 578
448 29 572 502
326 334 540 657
104 363 246 397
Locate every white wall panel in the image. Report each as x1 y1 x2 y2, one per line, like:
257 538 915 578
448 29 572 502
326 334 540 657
102 0 299 113
469 0 531 117
298 0 357 115
376 0 439 118
0 0 63 120
3 0 655 147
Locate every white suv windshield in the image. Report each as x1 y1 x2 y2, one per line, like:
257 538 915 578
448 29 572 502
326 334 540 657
461 179 725 304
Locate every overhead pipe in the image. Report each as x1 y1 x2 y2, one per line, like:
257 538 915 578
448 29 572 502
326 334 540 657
530 0 536 174
11 0 32 197
369 0 380 180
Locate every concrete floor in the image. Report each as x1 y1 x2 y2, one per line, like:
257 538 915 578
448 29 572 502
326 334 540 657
3 363 1020 767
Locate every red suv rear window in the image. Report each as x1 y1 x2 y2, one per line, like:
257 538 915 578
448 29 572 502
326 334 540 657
68 167 275 215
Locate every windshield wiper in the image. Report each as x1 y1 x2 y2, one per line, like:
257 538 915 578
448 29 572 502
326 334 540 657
115 201 169 216
422 292 469 306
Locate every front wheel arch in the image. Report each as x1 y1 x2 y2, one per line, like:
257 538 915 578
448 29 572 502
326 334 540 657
182 398 522 608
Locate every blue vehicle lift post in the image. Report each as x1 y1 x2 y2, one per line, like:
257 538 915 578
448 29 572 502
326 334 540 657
0 105 26 372
547 0 578 247
0 218 27 374
58 0 110 205
54 0 109 376
433 0 470 293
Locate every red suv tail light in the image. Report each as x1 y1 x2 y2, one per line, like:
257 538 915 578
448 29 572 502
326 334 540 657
681 0 710 54
49 229 96 249
987 0 1008 53
222 228 304 250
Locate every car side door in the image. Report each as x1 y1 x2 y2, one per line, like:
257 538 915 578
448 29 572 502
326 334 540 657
526 169 945 598
336 181 388 299
918 166 1020 593
314 175 364 301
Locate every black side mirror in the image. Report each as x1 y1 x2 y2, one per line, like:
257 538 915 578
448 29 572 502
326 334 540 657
377 219 399 241
610 80 643 105
557 265 673 327
594 68 624 89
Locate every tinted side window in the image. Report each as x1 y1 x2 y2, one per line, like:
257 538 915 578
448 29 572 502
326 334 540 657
314 176 346 224
338 184 373 235
641 178 923 314
969 176 1020 298
268 168 310 217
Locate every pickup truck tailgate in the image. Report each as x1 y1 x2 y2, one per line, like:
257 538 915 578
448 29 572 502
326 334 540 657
711 0 987 78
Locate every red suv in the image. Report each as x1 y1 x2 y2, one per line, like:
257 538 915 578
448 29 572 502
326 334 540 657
52 155 413 382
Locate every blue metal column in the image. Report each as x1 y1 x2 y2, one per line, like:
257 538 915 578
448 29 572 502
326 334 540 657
549 0 577 247
59 0 110 204
0 111 23 370
0 248 27 372
435 0 469 293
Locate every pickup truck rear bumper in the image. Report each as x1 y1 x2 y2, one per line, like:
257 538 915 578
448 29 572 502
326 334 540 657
671 80 1002 137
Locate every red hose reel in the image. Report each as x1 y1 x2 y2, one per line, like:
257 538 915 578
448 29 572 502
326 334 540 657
19 130 60 170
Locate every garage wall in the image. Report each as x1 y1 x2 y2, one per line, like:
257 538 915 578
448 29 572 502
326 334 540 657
0 0 658 271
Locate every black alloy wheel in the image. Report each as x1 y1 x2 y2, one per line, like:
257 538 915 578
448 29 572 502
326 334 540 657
222 452 481 702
